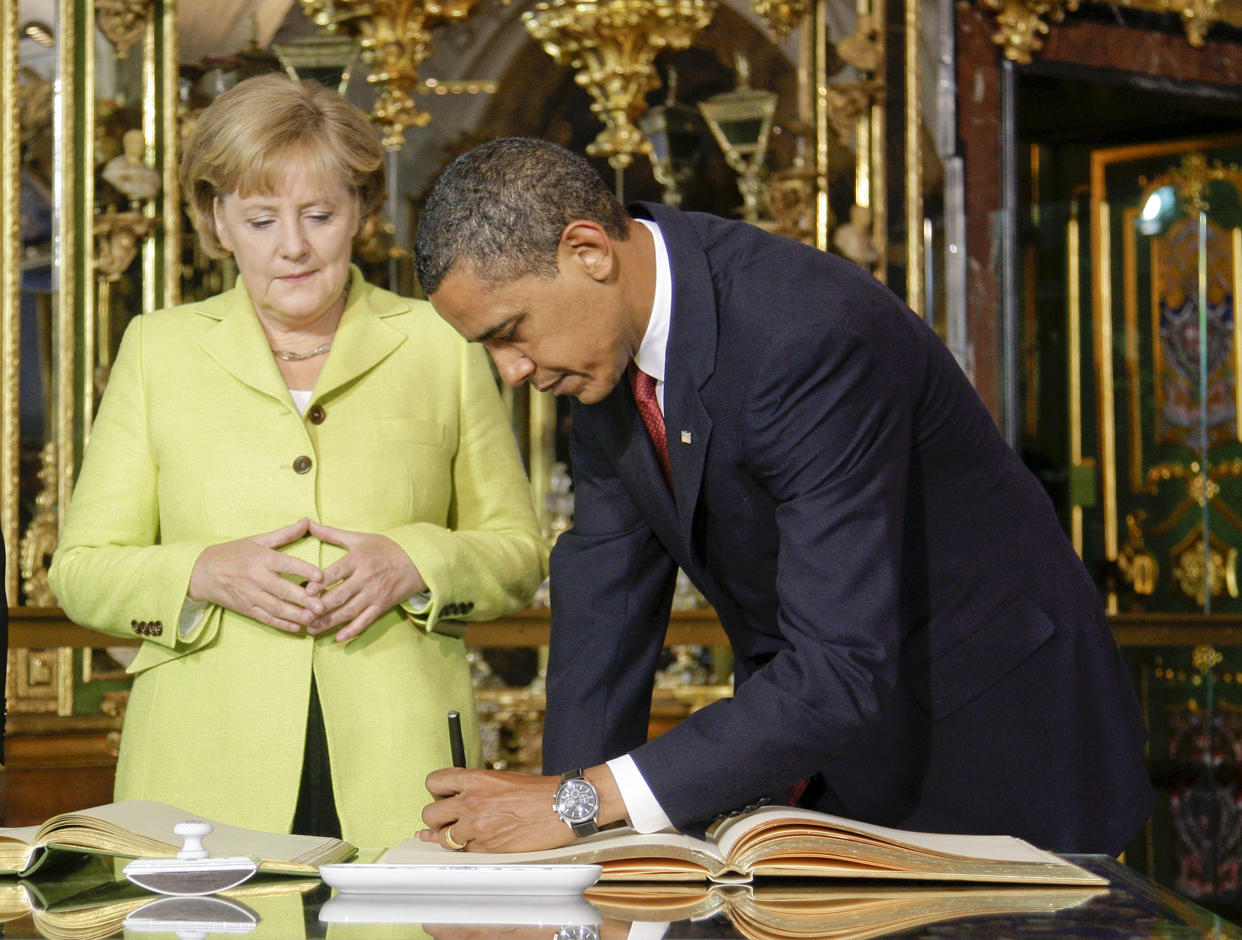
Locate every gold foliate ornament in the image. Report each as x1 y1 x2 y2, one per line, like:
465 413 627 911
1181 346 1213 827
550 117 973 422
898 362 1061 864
95 0 154 59
300 0 482 150
750 0 811 39
1117 511 1158 597
523 0 716 170
976 0 1080 65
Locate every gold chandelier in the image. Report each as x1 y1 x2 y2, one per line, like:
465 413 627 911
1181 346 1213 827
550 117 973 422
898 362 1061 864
523 0 716 170
300 0 481 150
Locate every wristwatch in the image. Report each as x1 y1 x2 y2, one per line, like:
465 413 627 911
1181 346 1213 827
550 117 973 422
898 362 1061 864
555 926 599 940
553 768 600 837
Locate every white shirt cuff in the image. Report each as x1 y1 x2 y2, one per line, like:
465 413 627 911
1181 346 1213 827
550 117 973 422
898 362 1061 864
626 921 671 940
179 597 208 637
607 754 674 833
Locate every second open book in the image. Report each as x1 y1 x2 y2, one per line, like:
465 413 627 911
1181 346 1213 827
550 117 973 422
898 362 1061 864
0 801 356 878
381 805 1106 885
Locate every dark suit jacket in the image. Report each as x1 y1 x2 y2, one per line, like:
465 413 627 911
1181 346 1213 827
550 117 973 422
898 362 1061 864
542 203 1153 855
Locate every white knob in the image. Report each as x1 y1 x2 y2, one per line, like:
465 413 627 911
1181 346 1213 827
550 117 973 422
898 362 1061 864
173 820 212 860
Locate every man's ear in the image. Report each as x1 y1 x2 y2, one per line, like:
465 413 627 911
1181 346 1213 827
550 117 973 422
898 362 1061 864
560 220 614 283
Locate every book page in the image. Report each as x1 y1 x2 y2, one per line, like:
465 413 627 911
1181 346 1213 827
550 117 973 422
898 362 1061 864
380 828 726 878
37 802 355 871
712 806 1067 865
0 827 42 875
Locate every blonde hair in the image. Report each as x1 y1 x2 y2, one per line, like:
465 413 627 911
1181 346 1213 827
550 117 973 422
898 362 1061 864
180 74 385 258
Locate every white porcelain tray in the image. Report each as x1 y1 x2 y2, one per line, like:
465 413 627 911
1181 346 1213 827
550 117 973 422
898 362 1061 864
319 862 603 896
318 891 601 925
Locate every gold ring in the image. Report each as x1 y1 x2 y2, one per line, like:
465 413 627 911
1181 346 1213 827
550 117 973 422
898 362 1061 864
443 826 466 851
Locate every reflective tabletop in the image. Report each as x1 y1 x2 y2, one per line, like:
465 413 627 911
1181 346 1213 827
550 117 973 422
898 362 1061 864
1 856 1238 939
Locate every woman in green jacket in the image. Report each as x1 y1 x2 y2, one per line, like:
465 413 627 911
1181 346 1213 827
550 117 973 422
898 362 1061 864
48 75 548 849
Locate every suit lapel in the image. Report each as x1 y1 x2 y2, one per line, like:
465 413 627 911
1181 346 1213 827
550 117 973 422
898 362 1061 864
643 204 717 556
194 269 407 406
195 283 291 405
312 277 408 401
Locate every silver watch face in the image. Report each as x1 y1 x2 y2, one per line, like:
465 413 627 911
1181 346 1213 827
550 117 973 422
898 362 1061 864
554 778 599 823
556 926 599 940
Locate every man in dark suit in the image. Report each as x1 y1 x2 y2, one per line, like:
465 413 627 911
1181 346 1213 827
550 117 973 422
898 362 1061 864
413 137 1153 856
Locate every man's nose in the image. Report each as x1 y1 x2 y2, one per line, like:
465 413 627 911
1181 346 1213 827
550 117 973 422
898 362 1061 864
490 348 535 387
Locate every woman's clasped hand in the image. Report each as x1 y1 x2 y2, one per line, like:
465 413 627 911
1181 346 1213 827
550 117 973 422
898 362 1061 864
187 517 427 641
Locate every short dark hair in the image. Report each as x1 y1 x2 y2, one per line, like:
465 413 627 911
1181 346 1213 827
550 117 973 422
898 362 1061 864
414 137 630 295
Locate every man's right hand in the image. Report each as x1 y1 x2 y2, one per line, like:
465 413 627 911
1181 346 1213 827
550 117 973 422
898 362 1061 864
188 518 325 631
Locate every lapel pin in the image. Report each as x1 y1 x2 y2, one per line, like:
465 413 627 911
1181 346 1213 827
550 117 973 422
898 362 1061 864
681 430 692 444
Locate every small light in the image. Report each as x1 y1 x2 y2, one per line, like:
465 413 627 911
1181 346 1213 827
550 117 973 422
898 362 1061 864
1140 190 1164 222
21 20 54 47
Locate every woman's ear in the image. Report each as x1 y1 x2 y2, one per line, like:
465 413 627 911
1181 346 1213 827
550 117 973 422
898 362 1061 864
212 196 234 253
560 220 615 282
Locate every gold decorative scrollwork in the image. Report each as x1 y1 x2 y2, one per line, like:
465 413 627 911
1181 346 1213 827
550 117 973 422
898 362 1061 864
836 12 883 74
94 210 158 394
975 0 1242 64
1192 644 1224 675
523 0 716 170
10 648 74 716
300 0 482 150
1145 458 1242 495
1171 526 1240 606
18 441 58 607
824 81 883 143
94 0 154 60
1119 511 1160 596
750 0 811 39
976 0 1080 65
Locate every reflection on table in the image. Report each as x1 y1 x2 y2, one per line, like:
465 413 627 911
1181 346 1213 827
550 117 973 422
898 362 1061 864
0 856 1236 939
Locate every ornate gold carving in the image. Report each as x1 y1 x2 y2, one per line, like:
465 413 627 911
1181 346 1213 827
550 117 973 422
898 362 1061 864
976 0 1242 63
824 81 883 143
3 0 21 602
1118 511 1159 596
523 0 715 170
751 0 811 38
94 210 157 393
762 162 817 245
1171 526 1240 606
1188 473 1221 507
976 0 1081 65
1144 458 1242 495
1141 152 1242 216
836 12 883 74
300 0 482 150
94 210 156 282
94 0 153 60
1192 644 1224 675
100 690 130 756
10 647 74 716
19 441 59 607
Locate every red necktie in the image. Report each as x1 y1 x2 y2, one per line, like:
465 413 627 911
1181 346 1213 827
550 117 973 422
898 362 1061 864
630 366 671 482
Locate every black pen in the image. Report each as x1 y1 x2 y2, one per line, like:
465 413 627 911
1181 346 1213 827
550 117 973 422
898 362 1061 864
447 709 466 768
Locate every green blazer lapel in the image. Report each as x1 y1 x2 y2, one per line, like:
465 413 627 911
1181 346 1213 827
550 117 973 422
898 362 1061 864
194 281 292 404
312 273 409 401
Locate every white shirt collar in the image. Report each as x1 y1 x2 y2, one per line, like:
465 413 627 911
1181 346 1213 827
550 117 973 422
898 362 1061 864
633 216 671 387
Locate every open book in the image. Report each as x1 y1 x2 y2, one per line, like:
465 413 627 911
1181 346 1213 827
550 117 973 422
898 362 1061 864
380 806 1106 885
585 881 1107 940
20 865 322 940
0 800 356 878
